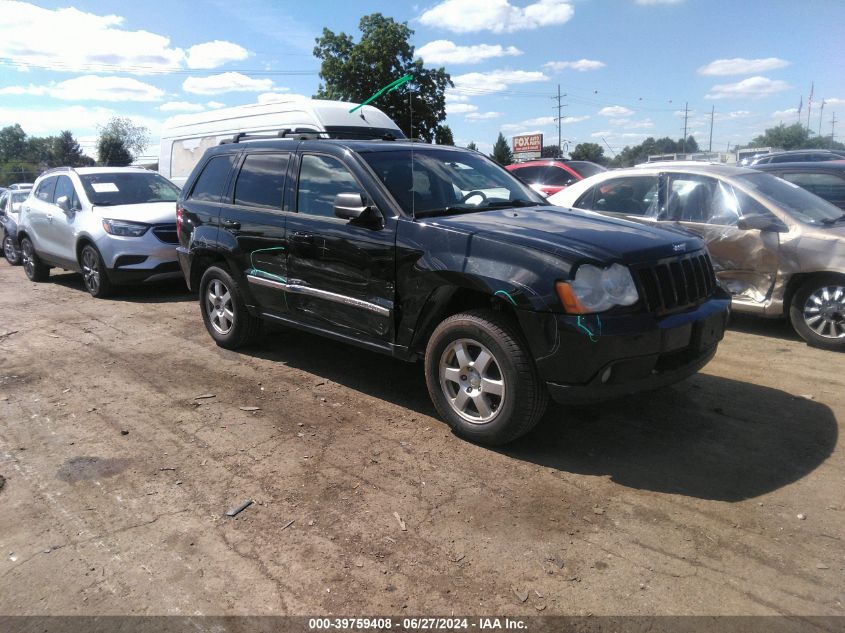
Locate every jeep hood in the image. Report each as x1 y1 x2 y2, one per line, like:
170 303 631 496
92 201 177 224
425 206 704 264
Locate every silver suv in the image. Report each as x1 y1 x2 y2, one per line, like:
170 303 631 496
18 167 182 297
550 163 845 350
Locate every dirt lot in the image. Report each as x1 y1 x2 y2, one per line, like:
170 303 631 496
0 262 842 618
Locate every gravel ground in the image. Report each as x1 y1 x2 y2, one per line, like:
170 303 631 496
0 263 842 618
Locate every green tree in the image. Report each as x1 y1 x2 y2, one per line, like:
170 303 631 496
0 124 27 163
54 130 85 166
97 134 132 166
610 135 700 167
569 143 607 164
434 124 454 145
466 141 478 151
313 13 452 142
27 135 58 167
97 116 149 159
541 144 561 158
490 133 513 166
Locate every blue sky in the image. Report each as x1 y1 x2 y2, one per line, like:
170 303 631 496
1 0 843 159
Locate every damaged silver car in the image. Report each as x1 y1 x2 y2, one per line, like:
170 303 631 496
549 163 845 350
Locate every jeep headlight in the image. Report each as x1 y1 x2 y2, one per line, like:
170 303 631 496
102 219 149 237
556 263 639 313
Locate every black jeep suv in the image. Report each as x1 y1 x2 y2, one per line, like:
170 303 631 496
176 136 730 445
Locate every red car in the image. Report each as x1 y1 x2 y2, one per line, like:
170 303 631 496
506 160 607 196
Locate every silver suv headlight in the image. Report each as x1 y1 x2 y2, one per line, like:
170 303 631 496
102 219 149 237
556 263 639 313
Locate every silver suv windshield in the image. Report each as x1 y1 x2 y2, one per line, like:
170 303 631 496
79 172 181 206
361 148 545 218
736 172 844 225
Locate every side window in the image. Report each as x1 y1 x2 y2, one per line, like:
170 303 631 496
573 188 595 210
592 176 658 216
234 153 290 210
34 176 57 202
0 194 7 213
296 154 366 218
543 166 577 187
188 154 237 202
664 175 718 223
53 176 75 205
734 188 771 218
781 172 845 201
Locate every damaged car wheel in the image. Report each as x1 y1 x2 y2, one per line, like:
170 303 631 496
790 275 845 351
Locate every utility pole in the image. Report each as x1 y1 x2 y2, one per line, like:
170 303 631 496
708 105 715 153
832 112 837 147
682 102 689 154
818 99 825 138
806 82 814 134
551 84 567 157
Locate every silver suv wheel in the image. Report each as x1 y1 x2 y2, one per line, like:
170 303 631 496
206 278 235 335
81 247 101 295
438 338 506 424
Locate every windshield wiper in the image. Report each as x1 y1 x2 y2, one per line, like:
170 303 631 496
820 213 845 225
480 199 543 209
414 206 475 218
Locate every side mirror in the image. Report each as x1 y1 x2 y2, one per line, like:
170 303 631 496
333 192 376 221
737 214 787 232
11 203 21 213
55 195 71 214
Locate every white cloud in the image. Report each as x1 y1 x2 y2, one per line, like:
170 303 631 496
206 101 226 109
186 40 249 69
466 111 503 121
184 72 275 95
451 69 549 95
598 105 634 117
419 0 574 34
717 110 753 120
698 57 790 76
159 101 205 112
445 91 471 103
771 108 799 119
446 103 479 115
609 117 654 128
0 75 164 102
705 76 790 100
0 3 250 75
544 59 605 72
0 104 160 139
500 114 588 133
255 92 309 104
824 98 845 106
416 40 522 65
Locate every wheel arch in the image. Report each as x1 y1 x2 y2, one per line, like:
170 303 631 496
783 270 845 315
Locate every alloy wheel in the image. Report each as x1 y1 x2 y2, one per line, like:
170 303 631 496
21 240 34 277
4 236 17 263
206 278 235 335
803 285 845 339
81 248 101 295
438 338 506 424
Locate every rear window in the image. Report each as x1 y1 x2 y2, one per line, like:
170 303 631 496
188 155 237 203
566 161 606 178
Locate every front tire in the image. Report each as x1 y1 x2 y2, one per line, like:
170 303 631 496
20 237 49 281
789 275 845 351
80 244 113 298
199 265 261 349
424 309 548 445
3 234 20 265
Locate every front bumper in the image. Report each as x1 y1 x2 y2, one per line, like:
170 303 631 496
95 229 179 284
519 294 730 404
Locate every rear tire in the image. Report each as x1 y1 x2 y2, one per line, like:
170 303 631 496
80 244 113 298
789 275 845 351
199 265 261 349
3 234 20 265
20 237 49 281
424 309 548 445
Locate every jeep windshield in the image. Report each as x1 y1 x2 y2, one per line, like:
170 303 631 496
736 172 844 225
80 172 181 207
361 148 545 218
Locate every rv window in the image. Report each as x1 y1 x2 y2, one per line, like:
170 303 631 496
188 155 237 203
234 153 290 210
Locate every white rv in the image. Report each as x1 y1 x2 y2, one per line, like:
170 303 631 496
158 99 404 187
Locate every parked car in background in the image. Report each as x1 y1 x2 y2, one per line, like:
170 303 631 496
17 167 183 297
175 134 729 445
8 183 34 190
159 98 404 188
749 149 845 165
752 161 845 210
549 163 845 350
0 189 30 265
506 160 607 196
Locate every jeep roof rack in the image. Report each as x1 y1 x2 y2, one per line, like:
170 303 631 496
219 129 414 145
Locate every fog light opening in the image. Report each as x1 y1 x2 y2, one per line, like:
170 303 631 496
601 367 613 384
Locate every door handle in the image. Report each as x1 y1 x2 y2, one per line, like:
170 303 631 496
220 218 241 230
291 231 314 244
46 213 53 223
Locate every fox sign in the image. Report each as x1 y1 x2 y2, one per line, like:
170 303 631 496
512 133 542 158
